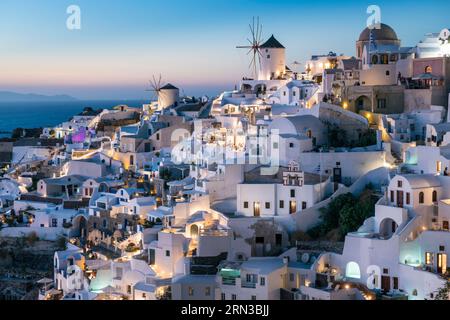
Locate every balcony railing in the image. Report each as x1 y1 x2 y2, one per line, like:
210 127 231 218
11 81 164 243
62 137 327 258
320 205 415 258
241 282 257 289
222 278 237 286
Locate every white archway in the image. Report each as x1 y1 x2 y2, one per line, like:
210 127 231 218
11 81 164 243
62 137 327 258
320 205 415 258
346 261 361 279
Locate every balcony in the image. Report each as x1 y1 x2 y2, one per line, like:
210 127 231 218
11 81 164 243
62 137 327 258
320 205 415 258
222 277 236 286
241 282 257 289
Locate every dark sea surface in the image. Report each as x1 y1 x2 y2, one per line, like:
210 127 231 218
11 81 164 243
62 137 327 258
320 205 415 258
0 100 147 138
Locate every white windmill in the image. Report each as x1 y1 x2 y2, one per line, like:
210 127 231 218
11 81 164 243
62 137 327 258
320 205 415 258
146 75 179 111
237 17 264 79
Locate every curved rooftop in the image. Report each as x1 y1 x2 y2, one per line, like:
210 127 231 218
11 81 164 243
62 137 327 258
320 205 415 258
399 174 442 189
358 23 399 42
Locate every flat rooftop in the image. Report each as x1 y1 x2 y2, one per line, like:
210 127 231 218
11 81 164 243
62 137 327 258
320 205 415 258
243 166 328 185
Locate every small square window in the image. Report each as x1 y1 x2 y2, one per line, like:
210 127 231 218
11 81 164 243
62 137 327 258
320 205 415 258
165 250 170 257
383 268 389 274
265 202 270 209
290 190 296 198
260 277 266 286
244 202 249 209
398 181 403 188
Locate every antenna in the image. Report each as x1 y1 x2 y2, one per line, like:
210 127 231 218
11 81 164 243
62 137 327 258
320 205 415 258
237 17 264 79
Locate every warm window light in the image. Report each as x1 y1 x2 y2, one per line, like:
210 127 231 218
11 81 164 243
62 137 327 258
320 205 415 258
342 102 348 109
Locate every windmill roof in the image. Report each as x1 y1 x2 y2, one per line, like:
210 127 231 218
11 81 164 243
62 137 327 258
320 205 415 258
161 83 179 90
261 35 285 49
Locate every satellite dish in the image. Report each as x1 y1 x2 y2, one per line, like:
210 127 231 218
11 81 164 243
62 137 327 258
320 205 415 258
301 253 310 264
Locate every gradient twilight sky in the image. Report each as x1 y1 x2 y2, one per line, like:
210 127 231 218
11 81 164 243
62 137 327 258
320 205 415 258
0 0 449 100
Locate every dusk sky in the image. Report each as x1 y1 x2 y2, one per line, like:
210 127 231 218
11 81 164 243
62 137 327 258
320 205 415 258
1 0 449 100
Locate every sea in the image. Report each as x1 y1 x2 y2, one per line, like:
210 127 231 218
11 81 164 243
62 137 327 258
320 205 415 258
0 100 147 138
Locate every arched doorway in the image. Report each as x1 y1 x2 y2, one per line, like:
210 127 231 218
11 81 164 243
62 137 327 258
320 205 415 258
355 96 371 113
254 84 267 96
72 215 88 244
190 224 199 240
346 261 361 279
241 84 252 93
379 218 398 239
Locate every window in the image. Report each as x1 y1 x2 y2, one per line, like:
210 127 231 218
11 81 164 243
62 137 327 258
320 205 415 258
221 293 226 300
243 202 249 209
440 246 445 252
267 55 271 59
279 200 285 209
275 234 282 246
188 287 194 296
290 273 295 282
302 202 307 210
426 252 433 265
165 250 171 257
232 294 237 301
142 293 147 299
390 190 395 202
433 191 438 202
289 143 294 148
386 70 390 76
398 181 403 188
377 99 387 109
290 190 296 198
156 133 160 141
251 295 257 300
419 192 425 204
293 91 296 97
393 277 399 290
205 287 211 296
127 285 132 294
52 219 58 228
383 268 389 275
260 277 266 286
265 202 270 209
406 193 410 205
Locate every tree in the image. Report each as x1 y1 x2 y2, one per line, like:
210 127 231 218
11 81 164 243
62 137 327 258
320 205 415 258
56 236 68 250
26 231 39 245
308 188 377 241
434 281 450 300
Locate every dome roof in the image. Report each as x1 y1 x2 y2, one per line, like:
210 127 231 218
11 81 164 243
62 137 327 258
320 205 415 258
358 23 399 42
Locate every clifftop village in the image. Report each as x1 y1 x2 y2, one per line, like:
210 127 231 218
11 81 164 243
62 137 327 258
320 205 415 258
1 22 450 301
